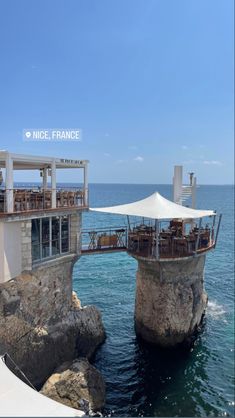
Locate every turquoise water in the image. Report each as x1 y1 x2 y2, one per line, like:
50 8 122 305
73 184 234 417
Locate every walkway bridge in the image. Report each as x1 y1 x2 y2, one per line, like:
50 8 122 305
81 227 128 255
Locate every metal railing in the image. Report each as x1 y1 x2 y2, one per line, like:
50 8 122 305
0 187 87 213
127 227 215 258
82 226 128 253
81 225 216 258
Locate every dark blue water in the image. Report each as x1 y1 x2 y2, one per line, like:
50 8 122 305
73 184 234 417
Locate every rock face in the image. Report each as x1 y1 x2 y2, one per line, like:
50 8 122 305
40 358 106 413
0 257 105 387
134 254 208 347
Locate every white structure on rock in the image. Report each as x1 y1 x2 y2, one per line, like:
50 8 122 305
0 151 105 393
91 166 222 347
0 151 88 283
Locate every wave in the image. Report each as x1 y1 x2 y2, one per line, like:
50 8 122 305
207 300 226 319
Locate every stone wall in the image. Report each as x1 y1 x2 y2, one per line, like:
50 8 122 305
70 212 82 254
21 220 32 271
134 254 207 347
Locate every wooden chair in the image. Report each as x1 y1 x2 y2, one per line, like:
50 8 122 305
43 191 52 209
175 239 187 256
187 236 196 253
68 191 75 207
14 190 27 211
159 239 170 256
75 190 83 206
61 191 69 207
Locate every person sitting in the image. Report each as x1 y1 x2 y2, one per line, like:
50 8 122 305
175 227 182 237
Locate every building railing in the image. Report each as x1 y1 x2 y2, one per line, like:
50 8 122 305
0 187 87 213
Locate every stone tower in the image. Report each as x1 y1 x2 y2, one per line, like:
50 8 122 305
130 168 220 347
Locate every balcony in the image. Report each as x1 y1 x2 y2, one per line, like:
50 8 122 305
0 187 87 215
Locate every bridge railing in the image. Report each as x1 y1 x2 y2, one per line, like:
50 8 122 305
82 226 128 253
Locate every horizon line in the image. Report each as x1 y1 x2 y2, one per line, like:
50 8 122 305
13 181 234 186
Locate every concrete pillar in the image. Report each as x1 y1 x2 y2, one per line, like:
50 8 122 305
84 164 88 206
51 160 56 208
5 154 14 212
134 254 207 347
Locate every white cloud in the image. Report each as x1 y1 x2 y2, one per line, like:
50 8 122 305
181 145 188 150
104 153 111 157
203 160 222 166
129 145 138 150
134 156 144 162
116 159 128 164
104 133 110 137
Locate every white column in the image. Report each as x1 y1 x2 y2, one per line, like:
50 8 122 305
173 165 183 205
51 159 56 208
42 168 48 189
192 176 197 209
84 163 88 206
5 154 14 212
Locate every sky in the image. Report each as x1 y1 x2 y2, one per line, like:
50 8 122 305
0 0 234 184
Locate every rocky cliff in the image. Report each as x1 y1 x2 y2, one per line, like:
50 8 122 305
0 255 105 388
41 358 106 413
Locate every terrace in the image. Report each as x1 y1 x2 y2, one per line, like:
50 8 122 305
0 151 89 215
127 220 216 259
86 191 221 260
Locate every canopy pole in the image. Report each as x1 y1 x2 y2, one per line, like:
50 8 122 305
155 219 159 260
127 215 131 231
211 213 216 243
195 218 202 252
214 214 222 248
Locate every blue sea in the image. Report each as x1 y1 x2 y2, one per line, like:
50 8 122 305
73 184 234 417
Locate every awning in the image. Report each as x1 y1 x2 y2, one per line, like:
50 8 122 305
0 356 84 417
91 192 215 220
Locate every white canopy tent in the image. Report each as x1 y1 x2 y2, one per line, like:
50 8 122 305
91 192 215 220
0 356 84 417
